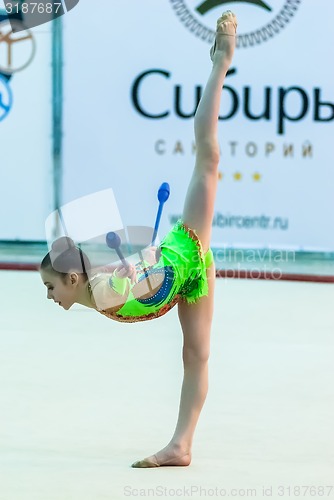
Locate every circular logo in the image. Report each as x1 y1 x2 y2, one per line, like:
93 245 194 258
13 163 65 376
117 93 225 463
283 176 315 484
0 19 35 74
0 74 13 121
170 0 302 48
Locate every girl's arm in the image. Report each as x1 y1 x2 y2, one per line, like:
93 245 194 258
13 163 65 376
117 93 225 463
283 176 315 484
89 264 136 311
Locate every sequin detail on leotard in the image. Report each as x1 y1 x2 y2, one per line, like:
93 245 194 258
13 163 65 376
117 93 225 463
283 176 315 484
136 266 174 306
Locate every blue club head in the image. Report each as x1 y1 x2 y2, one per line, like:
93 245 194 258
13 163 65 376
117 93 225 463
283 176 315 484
158 182 170 203
106 231 121 249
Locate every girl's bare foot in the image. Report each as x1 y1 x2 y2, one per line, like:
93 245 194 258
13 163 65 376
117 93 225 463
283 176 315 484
210 10 237 65
131 443 191 468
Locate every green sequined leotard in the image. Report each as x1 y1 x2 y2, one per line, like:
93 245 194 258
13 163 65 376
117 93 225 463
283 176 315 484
96 220 214 323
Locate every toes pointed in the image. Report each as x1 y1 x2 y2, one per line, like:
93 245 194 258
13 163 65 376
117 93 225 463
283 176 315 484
217 10 238 32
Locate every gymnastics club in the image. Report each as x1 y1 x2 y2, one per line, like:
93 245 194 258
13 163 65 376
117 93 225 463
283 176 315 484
105 231 130 269
151 182 170 246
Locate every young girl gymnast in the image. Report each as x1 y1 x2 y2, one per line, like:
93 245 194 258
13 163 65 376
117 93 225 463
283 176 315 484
40 11 237 468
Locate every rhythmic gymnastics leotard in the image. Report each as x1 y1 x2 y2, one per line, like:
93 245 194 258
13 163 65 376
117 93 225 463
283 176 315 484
93 220 214 323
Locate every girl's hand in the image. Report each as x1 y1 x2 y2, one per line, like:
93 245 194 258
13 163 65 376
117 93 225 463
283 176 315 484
141 246 158 266
114 263 137 284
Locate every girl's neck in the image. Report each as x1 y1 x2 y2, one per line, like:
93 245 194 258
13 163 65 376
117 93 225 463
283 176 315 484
76 280 96 309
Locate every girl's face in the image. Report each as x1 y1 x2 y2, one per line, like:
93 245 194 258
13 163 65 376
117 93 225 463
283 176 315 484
40 269 79 310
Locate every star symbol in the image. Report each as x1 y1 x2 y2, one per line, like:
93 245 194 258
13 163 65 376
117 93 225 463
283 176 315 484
233 172 242 181
253 172 261 181
218 171 223 180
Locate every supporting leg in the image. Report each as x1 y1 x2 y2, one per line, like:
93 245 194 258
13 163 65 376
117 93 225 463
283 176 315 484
131 263 215 468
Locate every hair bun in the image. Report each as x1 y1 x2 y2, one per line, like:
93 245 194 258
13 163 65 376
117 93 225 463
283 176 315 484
51 236 75 254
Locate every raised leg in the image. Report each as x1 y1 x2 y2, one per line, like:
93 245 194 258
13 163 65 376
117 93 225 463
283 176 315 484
181 11 237 253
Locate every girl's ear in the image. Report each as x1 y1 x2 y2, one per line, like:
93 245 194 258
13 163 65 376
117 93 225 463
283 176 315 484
69 272 79 285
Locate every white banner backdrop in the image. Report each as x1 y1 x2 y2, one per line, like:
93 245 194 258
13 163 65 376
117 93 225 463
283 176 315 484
62 0 334 251
0 12 53 241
